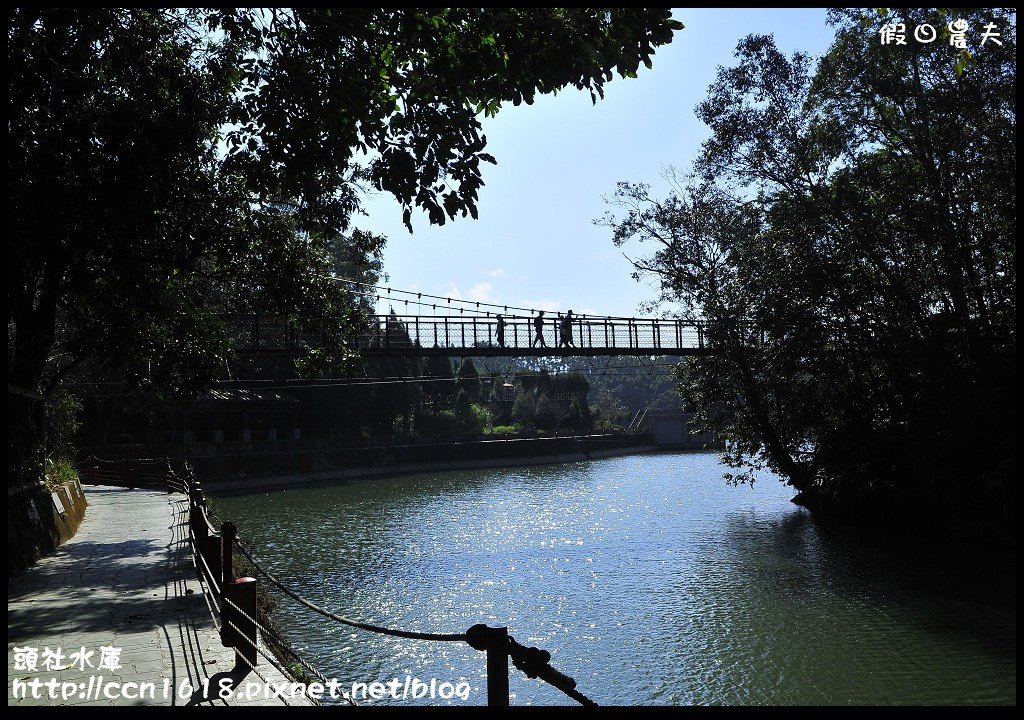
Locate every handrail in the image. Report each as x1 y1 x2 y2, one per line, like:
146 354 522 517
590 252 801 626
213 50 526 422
169 462 598 706
227 313 722 358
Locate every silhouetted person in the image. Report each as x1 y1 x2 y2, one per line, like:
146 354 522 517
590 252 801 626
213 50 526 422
496 314 506 348
532 311 547 348
560 310 575 348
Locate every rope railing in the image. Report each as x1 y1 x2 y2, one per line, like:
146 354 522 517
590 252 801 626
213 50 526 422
77 456 187 491
220 593 344 707
168 462 597 706
170 464 339 707
221 614 301 707
233 538 467 642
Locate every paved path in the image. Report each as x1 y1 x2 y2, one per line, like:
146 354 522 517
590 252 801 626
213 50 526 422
8 487 310 707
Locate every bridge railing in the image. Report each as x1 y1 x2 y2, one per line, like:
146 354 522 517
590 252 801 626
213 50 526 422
365 315 704 352
358 314 707 352
225 314 712 354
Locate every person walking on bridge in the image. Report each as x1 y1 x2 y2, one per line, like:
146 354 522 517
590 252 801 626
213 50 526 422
560 310 576 348
531 310 547 348
496 314 506 348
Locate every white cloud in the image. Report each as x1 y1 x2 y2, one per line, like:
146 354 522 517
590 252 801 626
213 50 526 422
521 299 562 313
485 268 506 278
467 283 495 302
443 284 463 301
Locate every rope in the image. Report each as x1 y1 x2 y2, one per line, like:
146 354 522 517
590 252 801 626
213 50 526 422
465 625 599 707
190 477 597 707
333 277 702 323
220 617 299 706
183 498 348 706
192 535 222 596
222 596 353 706
232 538 467 642
198 506 219 537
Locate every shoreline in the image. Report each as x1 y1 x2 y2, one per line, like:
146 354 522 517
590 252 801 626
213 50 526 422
81 435 719 496
201 441 682 495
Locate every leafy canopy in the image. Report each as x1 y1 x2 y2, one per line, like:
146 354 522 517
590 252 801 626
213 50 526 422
601 8 1015 537
7 7 683 401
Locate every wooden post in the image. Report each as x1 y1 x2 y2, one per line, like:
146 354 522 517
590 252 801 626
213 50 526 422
222 576 258 669
202 534 222 598
221 521 236 586
485 626 510 707
194 496 209 544
190 481 204 543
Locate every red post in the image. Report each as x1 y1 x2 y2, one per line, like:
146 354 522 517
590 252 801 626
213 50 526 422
222 576 258 669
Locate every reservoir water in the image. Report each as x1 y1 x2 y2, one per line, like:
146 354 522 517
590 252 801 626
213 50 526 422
213 451 1015 706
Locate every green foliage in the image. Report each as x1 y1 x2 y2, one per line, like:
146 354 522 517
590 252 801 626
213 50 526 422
454 388 474 426
216 8 682 232
45 394 82 458
8 7 682 403
591 387 629 429
471 403 492 433
535 395 562 431
602 9 1016 539
418 408 464 439
288 663 314 685
44 457 78 492
511 390 537 430
456 357 482 401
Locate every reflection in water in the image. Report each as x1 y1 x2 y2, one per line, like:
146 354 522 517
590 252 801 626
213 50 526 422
214 451 1015 706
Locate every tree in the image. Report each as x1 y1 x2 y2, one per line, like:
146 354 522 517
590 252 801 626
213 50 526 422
601 9 1015 540
423 354 458 405
511 390 538 431
8 7 682 397
8 8 682 481
456 357 482 402
454 389 475 432
219 8 684 233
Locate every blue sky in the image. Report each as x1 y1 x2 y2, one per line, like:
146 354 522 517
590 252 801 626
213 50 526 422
356 8 840 319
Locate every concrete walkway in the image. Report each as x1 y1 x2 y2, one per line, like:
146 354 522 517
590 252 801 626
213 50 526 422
8 487 310 707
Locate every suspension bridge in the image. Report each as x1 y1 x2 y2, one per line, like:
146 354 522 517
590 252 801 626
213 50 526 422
231 314 714 358
226 280 727 358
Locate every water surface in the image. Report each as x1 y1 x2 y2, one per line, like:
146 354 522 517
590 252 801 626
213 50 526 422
213 451 1015 706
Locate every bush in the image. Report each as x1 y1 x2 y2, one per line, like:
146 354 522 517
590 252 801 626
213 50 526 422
44 457 79 491
470 403 492 433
